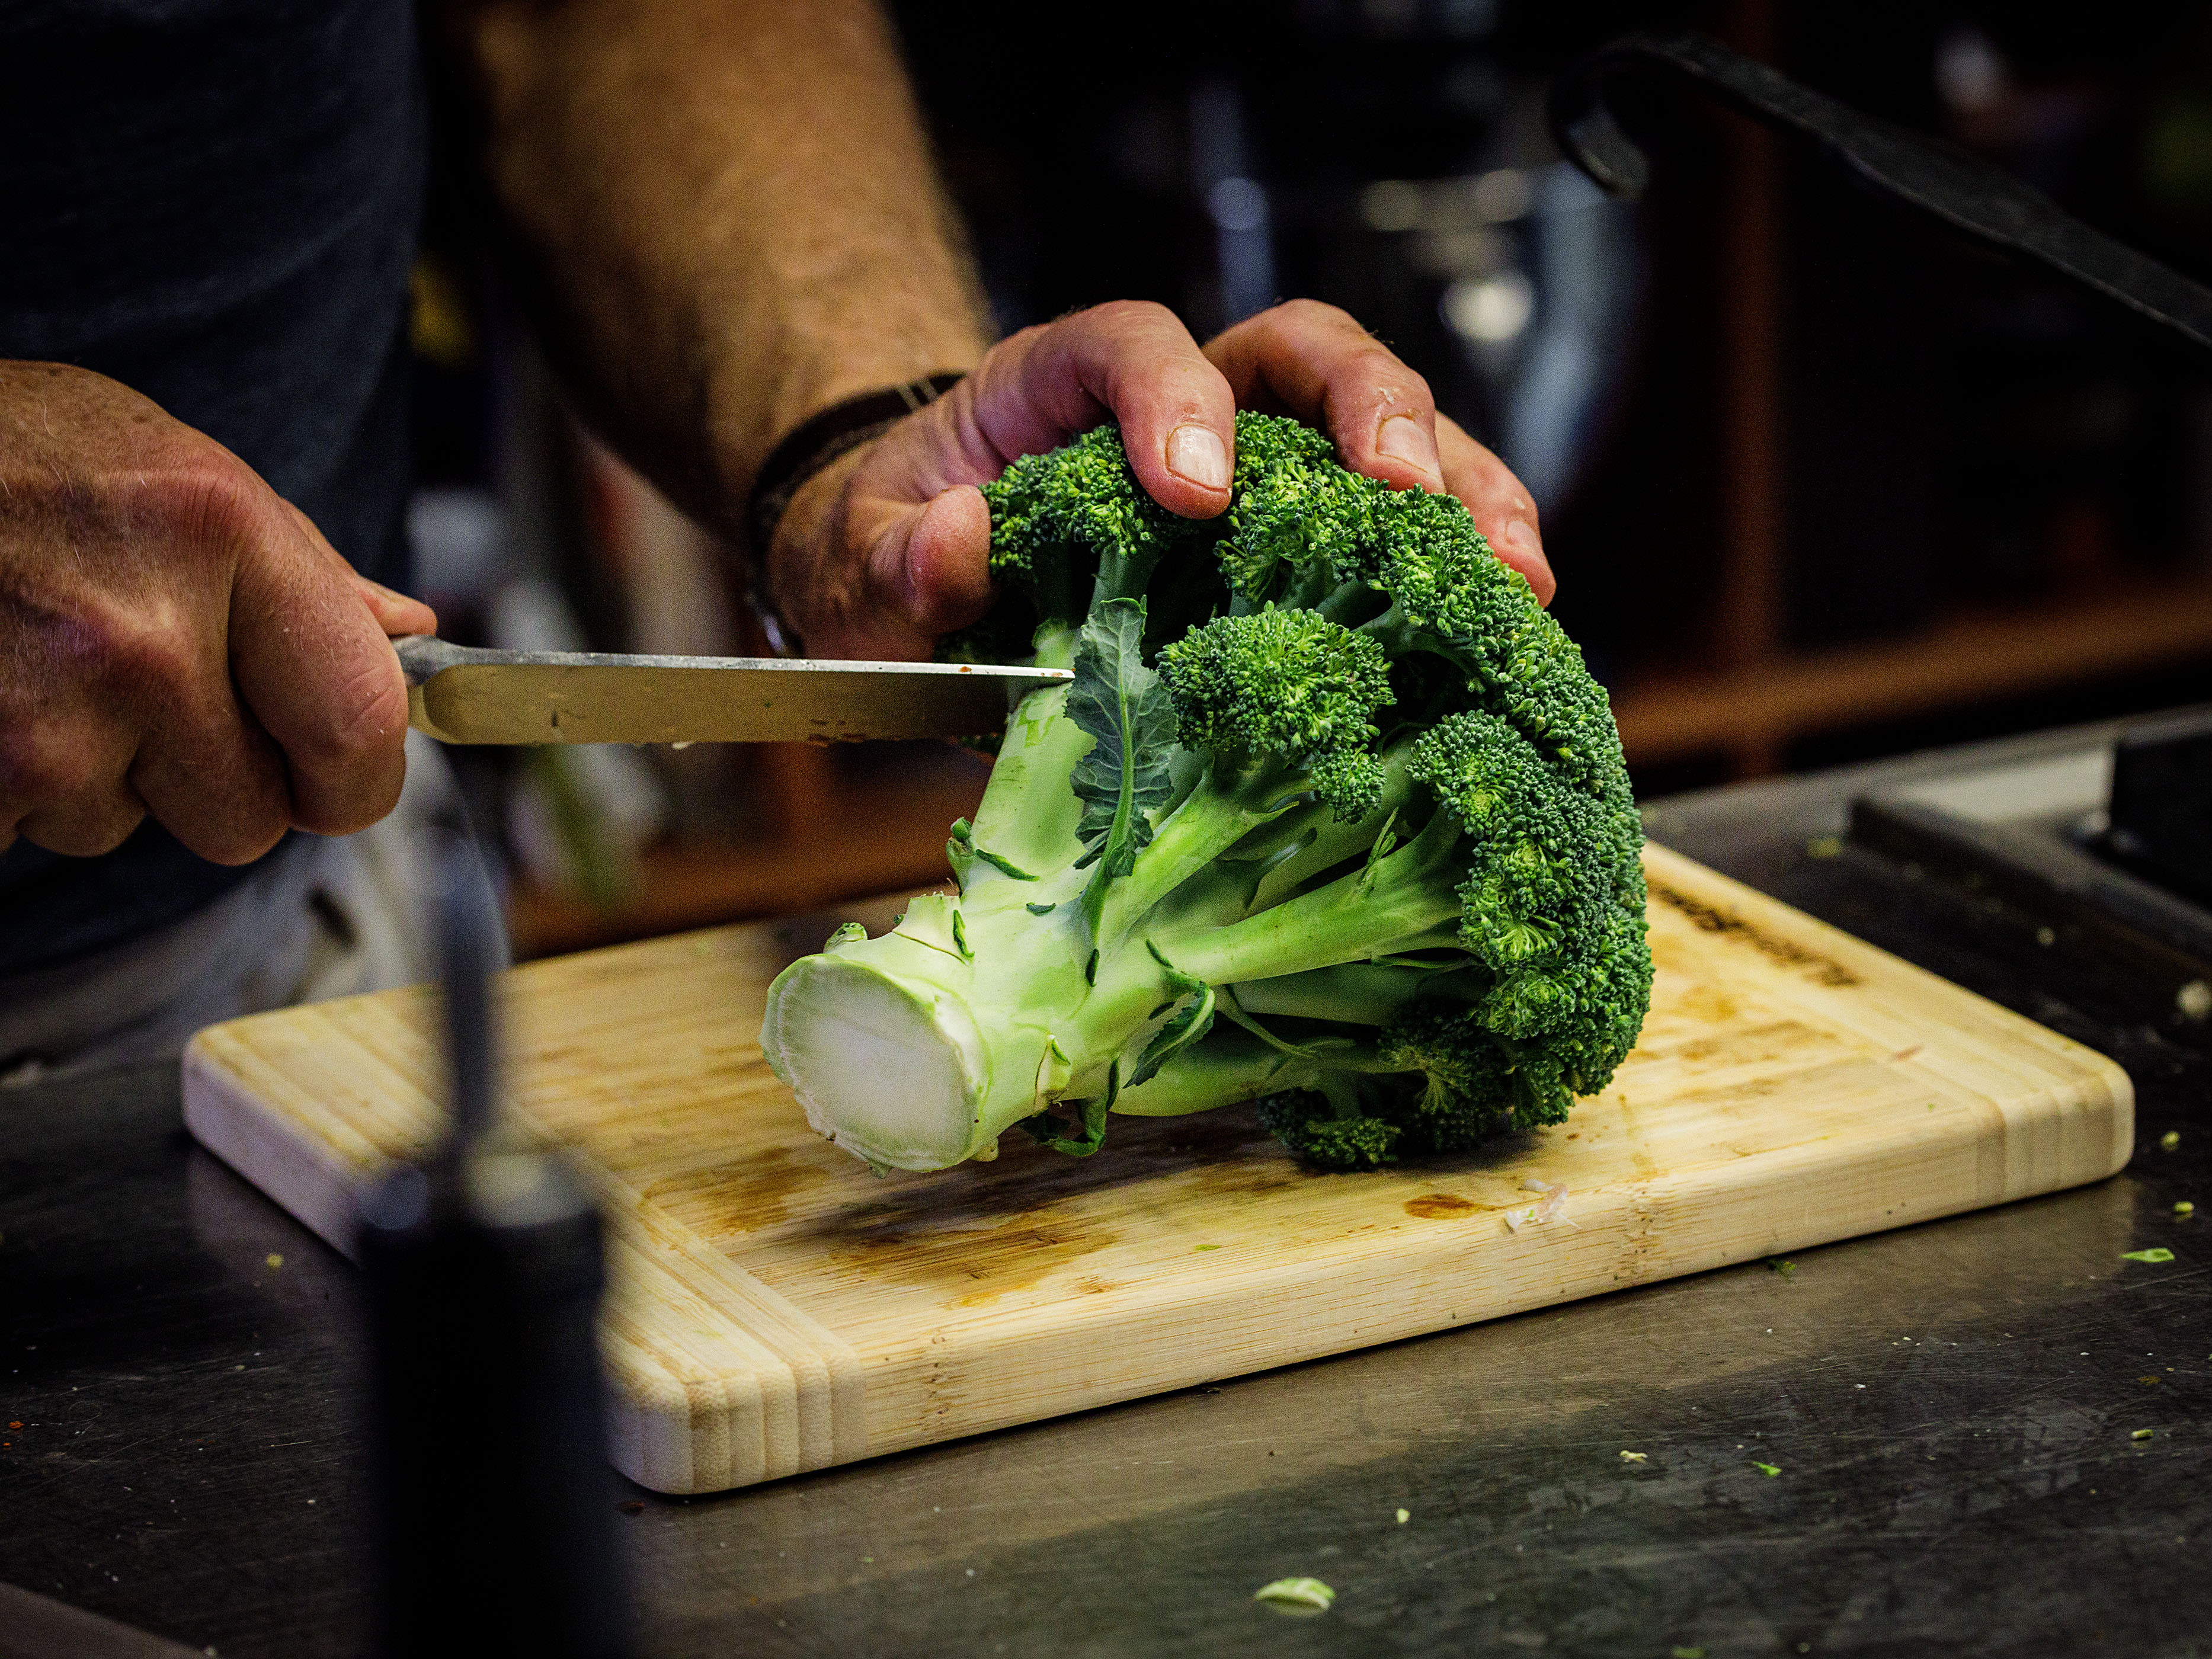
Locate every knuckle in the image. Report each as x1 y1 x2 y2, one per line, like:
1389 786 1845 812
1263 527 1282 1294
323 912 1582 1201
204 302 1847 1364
1075 297 1177 337
190 808 289 867
98 609 200 698
1267 297 1358 337
24 812 141 860
0 721 89 805
1275 296 1342 325
128 453 265 553
1353 342 1427 396
990 321 1053 360
0 722 44 801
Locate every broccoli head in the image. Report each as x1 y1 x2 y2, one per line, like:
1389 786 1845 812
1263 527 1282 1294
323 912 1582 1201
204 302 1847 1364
760 412 1651 1173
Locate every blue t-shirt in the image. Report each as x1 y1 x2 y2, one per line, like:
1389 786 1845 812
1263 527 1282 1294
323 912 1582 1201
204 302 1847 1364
0 0 425 973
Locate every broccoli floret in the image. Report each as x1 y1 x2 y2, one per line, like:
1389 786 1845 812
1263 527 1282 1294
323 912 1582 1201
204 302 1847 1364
760 412 1652 1173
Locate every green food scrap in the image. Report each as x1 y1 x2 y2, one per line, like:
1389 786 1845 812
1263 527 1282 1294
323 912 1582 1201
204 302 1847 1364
1619 1450 1647 1463
2161 1130 2182 1151
1395 1507 1410 1524
1253 1577 1336 1613
2131 1429 2155 1442
1768 1258 1797 1277
1752 1461 1781 1477
2122 1248 2176 1264
2175 1201 2195 1216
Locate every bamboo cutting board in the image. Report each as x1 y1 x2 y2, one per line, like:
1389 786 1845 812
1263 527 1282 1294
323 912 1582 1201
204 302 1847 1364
182 843 2131 1495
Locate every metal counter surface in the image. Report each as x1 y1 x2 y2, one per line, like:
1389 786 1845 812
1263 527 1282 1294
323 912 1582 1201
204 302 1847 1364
2 722 2207 1657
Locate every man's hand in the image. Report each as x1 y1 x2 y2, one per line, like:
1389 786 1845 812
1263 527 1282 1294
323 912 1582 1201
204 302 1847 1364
0 363 434 861
769 299 1552 660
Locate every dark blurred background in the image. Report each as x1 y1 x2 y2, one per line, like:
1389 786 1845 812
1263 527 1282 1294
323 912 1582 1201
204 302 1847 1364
409 1 2212 955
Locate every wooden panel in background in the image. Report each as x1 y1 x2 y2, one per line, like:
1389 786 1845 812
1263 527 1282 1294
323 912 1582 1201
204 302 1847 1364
181 844 2131 1495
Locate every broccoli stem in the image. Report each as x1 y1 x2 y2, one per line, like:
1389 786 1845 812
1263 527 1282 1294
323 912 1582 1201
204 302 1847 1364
1233 961 1476 1027
1153 802 1465 988
1110 1027 1410 1117
1092 758 1302 944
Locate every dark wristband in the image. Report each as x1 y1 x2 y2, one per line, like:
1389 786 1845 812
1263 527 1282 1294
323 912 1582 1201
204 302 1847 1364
743 371 968 654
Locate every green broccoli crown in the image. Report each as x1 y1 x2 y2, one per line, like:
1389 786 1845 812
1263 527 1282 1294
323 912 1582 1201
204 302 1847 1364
1256 1094 1403 1171
1157 608 1394 821
764 411 1652 1175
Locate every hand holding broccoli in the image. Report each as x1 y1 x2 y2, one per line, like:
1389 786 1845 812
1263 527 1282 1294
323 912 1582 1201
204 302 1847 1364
762 299 1552 661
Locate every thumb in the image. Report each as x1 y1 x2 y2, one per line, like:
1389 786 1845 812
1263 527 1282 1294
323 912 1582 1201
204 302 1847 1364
351 573 438 638
809 482 993 660
883 485 994 638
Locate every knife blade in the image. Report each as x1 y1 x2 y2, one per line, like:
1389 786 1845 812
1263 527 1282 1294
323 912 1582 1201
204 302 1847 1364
395 635 1070 745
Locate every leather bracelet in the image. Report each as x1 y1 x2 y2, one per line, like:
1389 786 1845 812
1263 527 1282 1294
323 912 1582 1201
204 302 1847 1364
742 371 968 655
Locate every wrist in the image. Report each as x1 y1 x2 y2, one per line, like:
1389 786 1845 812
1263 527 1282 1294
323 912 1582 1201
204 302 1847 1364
745 372 967 653
757 441 874 656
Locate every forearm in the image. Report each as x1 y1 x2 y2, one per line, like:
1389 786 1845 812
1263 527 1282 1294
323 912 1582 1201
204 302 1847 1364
448 0 990 536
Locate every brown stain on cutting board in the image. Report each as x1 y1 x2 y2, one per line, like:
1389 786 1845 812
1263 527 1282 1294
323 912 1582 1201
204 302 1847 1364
180 841 2135 1495
834 1221 1115 1305
642 1143 822 1234
1648 879 1859 987
1404 1193 1481 1219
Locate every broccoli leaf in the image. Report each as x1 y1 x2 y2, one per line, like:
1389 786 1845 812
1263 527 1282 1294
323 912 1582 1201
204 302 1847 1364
1017 1064 1118 1156
1069 597 1176 923
1130 982 1217 1088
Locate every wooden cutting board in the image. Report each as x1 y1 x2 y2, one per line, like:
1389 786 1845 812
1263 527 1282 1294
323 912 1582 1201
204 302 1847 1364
181 843 2131 1495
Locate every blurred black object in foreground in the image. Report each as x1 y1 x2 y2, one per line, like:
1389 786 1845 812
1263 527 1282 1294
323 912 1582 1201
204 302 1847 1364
357 824 631 1659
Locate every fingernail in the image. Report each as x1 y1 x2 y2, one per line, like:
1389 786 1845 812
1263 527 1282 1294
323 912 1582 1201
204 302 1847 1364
1376 414 1442 484
1166 424 1230 493
1504 518 1542 560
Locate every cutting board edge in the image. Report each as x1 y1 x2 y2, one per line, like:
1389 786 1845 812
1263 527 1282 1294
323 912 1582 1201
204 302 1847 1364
183 1031 368 1263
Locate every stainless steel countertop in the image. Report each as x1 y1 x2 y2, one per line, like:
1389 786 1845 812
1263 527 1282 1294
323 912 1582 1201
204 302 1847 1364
2 717 2206 1657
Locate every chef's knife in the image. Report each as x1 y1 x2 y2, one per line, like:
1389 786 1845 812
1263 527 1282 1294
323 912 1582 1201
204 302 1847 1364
395 635 1070 745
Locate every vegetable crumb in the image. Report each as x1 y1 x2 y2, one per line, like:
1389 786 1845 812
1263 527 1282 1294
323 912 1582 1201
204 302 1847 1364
1768 1259 1797 1277
2175 1202 2195 1216
2131 1429 2155 1442
2161 1130 2182 1151
2122 1248 2176 1264
1254 1577 1335 1614
1619 1450 1647 1463
1752 1461 1781 1477
264 1253 283 1270
1395 1508 1410 1524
